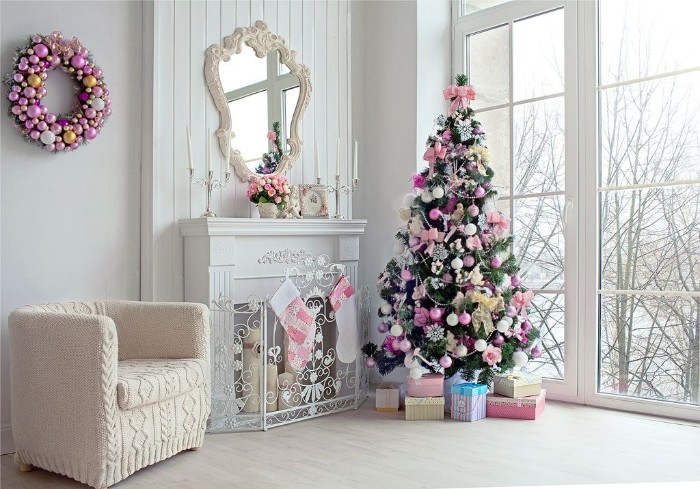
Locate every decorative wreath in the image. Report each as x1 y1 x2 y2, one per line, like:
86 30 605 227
4 32 111 152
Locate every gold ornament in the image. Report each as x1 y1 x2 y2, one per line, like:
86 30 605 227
27 74 41 88
63 130 77 144
83 75 97 88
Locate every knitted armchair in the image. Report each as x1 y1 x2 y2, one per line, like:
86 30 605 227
9 301 211 489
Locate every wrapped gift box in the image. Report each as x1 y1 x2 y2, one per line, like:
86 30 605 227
405 396 445 421
376 383 400 412
486 389 546 420
407 373 444 398
450 383 487 422
493 371 542 398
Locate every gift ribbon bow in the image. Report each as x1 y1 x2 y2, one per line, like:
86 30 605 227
45 31 89 58
445 223 465 242
487 212 509 236
510 290 535 315
443 84 476 114
423 141 447 177
469 291 504 335
412 227 445 256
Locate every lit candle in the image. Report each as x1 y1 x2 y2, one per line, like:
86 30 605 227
314 140 320 181
186 125 194 170
353 139 358 180
335 137 340 177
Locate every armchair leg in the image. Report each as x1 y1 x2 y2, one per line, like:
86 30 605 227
14 453 33 472
188 447 201 451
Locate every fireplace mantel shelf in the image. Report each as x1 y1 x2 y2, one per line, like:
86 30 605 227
179 217 367 237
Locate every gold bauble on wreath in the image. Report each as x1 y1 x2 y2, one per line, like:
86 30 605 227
27 74 41 88
62 130 77 144
82 75 97 88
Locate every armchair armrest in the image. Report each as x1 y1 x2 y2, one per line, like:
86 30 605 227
105 301 209 361
8 308 118 470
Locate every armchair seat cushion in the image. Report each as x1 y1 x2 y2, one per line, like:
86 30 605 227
117 358 208 410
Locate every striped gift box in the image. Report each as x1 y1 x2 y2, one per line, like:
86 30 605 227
450 383 487 422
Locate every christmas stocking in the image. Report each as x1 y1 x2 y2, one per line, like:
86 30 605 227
329 275 358 363
270 279 315 371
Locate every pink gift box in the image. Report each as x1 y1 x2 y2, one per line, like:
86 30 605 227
407 373 444 398
486 389 546 420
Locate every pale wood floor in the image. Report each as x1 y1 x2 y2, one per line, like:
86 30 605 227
2 397 699 488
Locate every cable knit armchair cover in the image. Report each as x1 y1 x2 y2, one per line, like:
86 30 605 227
9 301 211 489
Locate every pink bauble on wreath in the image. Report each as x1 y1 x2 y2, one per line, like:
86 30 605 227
4 31 111 153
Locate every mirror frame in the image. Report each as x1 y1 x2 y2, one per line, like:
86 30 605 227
204 20 312 182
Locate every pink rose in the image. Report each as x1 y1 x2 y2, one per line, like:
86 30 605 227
268 189 276 196
482 345 502 366
466 236 482 250
274 196 282 204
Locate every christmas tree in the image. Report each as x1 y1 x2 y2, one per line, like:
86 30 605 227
362 75 541 385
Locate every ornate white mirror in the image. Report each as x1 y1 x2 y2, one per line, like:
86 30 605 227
205 21 312 182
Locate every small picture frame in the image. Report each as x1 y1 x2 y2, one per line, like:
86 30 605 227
298 184 329 219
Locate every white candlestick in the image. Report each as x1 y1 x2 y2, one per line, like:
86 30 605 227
353 140 358 180
335 137 340 177
186 125 194 170
314 141 320 181
206 132 212 173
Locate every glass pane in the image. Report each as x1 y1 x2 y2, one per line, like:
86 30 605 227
599 294 699 405
526 293 565 380
476 107 511 196
600 185 700 293
600 0 700 85
229 91 268 166
600 72 700 187
513 96 565 195
219 45 267 93
468 25 510 109
283 86 299 143
513 9 565 101
513 195 565 289
461 0 513 16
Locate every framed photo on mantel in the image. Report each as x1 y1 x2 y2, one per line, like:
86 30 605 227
298 184 329 219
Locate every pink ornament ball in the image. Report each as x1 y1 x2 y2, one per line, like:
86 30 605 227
71 55 86 69
33 43 49 58
439 355 453 369
23 87 36 98
521 320 532 332
458 312 471 325
401 269 413 281
92 86 103 97
365 357 377 368
55 142 65 151
492 333 505 346
93 67 103 78
377 322 390 334
464 255 475 267
399 339 412 353
490 256 502 269
408 236 421 247
50 123 62 134
511 275 522 287
45 113 56 124
530 346 542 358
30 130 40 140
429 307 444 321
85 108 97 119
26 105 41 118
467 204 479 217
474 186 486 198
28 54 39 65
24 120 34 129
428 208 442 220
70 142 79 150
45 143 55 152
84 127 98 140
37 121 48 131
8 92 19 102
506 305 518 317
391 339 401 351
11 105 22 116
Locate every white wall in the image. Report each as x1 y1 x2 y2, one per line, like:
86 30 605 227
145 0 354 302
0 0 142 453
353 0 451 384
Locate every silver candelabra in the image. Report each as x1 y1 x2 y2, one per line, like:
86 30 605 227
317 174 359 220
189 168 231 217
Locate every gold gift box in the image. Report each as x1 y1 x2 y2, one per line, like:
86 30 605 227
493 371 542 398
405 396 445 421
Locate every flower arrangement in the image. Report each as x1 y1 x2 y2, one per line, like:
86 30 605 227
247 173 291 210
255 121 283 174
4 32 111 152
362 74 541 386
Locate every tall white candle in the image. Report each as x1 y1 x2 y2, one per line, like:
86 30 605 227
314 140 320 181
186 125 194 170
353 140 358 180
206 132 212 173
335 138 340 177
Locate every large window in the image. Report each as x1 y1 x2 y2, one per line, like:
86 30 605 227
455 0 700 419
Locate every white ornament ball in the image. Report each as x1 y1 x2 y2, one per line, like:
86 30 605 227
432 186 445 199
390 324 404 337
380 303 392 315
450 257 464 270
40 130 56 145
513 350 529 367
455 345 468 357
421 190 434 203
446 313 459 326
496 320 510 333
504 316 513 326
465 223 478 236
403 193 417 207
92 98 105 111
393 242 405 255
474 339 488 352
409 367 423 380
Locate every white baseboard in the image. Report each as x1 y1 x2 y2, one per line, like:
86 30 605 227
1 424 14 455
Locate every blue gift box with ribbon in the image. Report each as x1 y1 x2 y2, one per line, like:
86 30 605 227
450 382 488 421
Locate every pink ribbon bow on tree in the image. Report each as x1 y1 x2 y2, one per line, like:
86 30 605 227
443 84 476 115
423 141 447 177
487 211 509 237
510 290 535 315
412 227 445 256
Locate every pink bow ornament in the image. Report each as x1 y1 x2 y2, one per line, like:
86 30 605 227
412 227 445 256
510 290 535 315
443 84 476 114
487 212 509 238
423 141 447 177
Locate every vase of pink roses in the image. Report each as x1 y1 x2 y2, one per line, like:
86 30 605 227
247 174 291 218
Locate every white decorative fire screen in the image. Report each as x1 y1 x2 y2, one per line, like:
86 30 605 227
208 254 370 432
